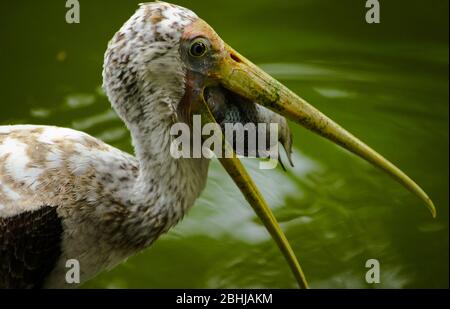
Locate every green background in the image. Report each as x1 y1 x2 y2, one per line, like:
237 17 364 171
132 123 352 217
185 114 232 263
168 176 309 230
0 0 448 288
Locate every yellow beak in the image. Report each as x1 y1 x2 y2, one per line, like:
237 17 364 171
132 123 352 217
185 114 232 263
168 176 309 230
217 44 436 218
195 43 436 289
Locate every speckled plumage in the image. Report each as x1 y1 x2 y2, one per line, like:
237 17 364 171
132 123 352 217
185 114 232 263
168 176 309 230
0 2 209 288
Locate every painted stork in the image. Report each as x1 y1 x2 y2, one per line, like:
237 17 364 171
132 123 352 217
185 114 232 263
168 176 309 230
0 2 435 289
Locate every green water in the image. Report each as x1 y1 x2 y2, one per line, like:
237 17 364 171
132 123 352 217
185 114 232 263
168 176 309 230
0 0 448 288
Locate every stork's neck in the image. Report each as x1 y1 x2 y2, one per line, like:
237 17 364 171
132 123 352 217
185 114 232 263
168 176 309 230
130 117 209 209
119 94 209 247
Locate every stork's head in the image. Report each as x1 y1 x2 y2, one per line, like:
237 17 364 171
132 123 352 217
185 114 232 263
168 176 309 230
103 2 435 288
103 2 292 160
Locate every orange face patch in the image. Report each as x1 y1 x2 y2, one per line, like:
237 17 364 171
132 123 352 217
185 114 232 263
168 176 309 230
182 19 226 57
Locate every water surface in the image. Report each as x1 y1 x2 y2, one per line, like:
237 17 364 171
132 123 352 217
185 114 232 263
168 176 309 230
0 0 448 288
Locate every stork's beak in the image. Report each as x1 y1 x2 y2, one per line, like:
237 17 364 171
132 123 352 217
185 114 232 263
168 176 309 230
197 43 436 289
215 44 436 218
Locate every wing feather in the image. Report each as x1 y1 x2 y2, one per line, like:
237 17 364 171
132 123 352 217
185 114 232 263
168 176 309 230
0 205 63 288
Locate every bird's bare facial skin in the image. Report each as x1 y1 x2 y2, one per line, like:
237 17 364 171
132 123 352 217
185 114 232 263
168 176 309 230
179 20 293 163
180 19 226 77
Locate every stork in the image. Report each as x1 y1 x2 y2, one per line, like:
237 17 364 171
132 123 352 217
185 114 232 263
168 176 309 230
0 2 435 289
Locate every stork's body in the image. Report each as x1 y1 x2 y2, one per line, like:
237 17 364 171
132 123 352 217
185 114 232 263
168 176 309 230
0 125 208 288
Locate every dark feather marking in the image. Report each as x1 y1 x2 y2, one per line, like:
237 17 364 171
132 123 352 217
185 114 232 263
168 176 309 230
0 206 63 289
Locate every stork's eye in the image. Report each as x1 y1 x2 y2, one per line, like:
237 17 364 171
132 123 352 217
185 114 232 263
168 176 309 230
189 39 208 57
